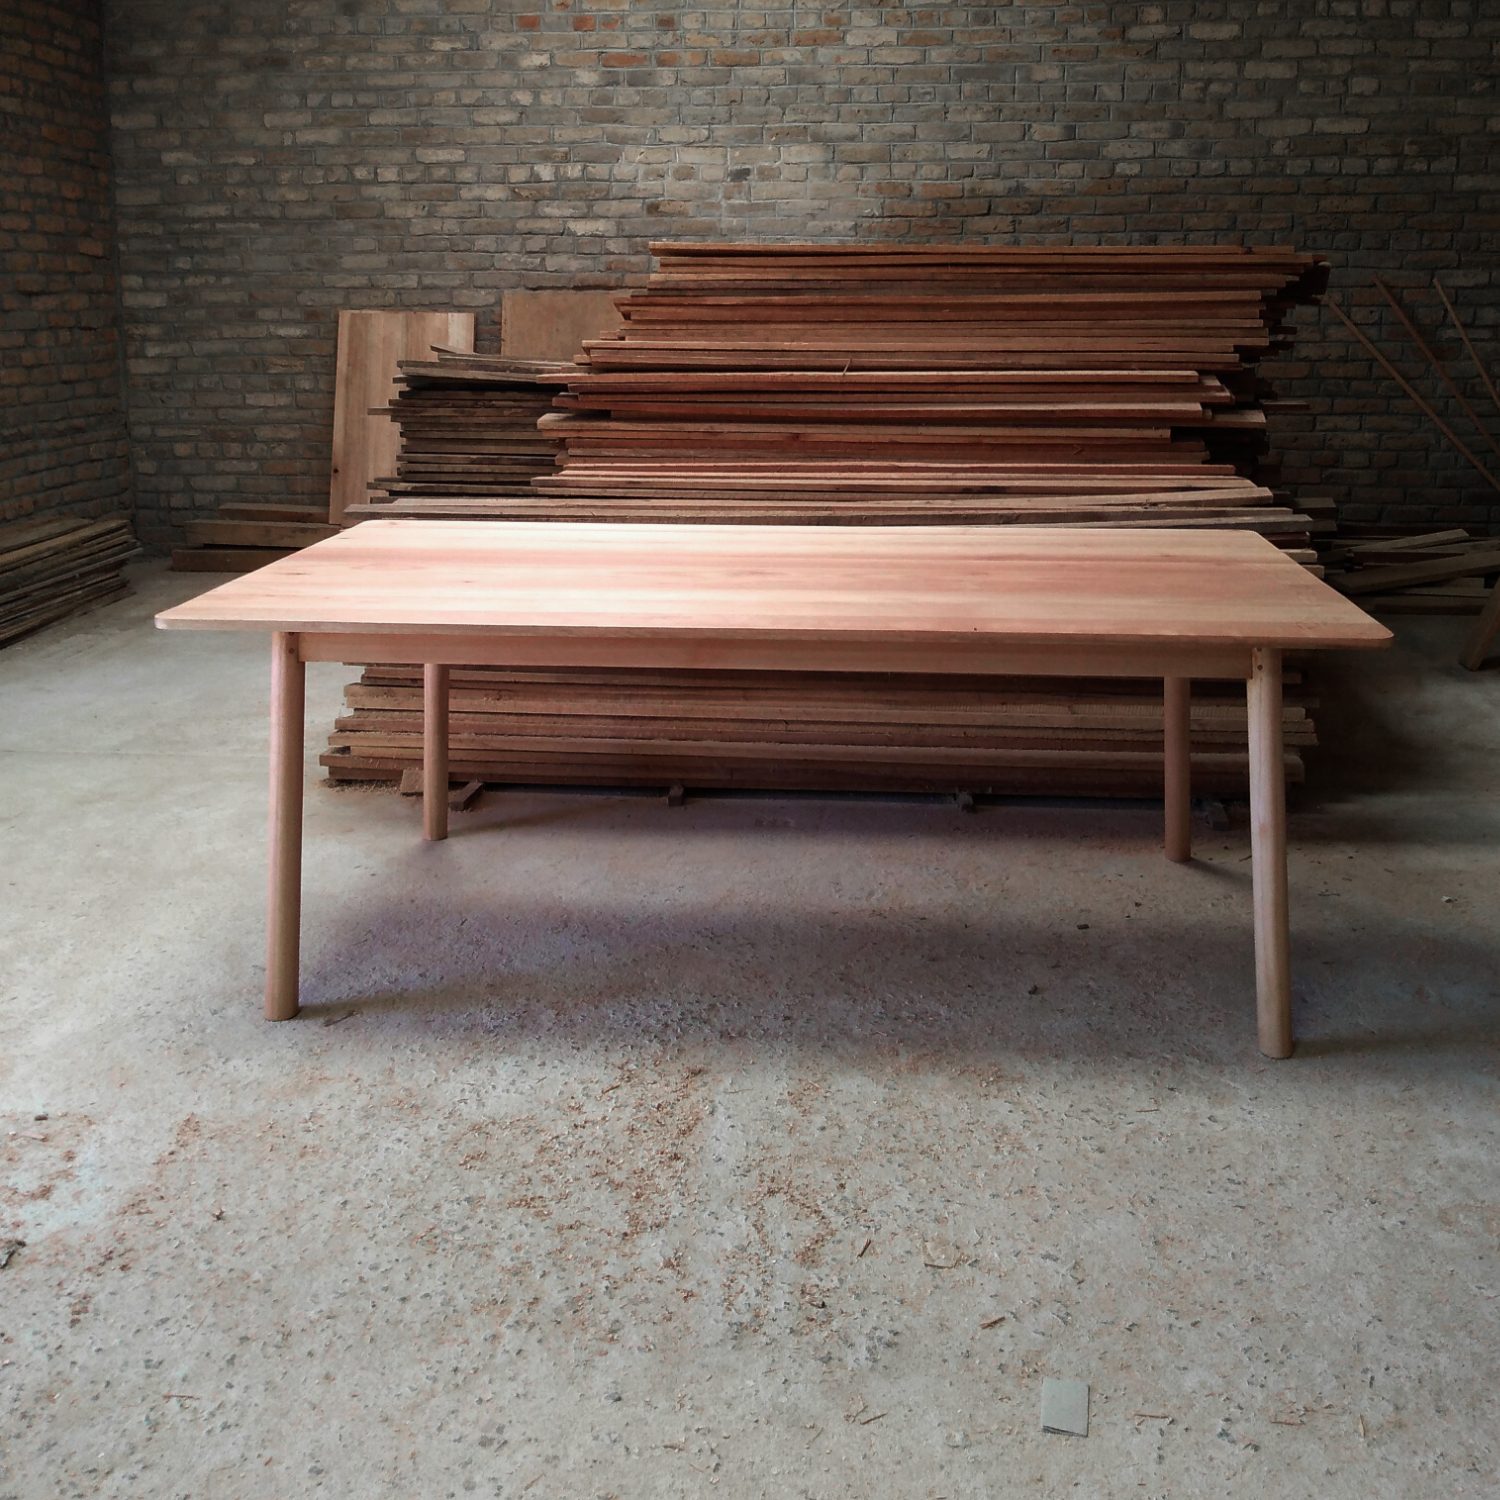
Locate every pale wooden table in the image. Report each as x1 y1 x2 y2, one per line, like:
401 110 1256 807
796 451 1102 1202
157 519 1391 1057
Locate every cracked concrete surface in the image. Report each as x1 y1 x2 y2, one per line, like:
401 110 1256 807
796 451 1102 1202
2 561 1498 1498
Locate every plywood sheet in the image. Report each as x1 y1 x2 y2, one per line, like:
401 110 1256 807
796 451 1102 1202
499 290 623 362
328 311 475 525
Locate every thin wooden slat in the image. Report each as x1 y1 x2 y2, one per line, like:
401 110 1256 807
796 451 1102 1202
1327 297 1500 496
1373 278 1500 466
1433 278 1500 425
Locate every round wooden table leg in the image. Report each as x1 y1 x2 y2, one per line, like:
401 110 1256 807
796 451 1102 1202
1248 647 1292 1058
423 663 450 842
1163 675 1191 862
266 631 304 1021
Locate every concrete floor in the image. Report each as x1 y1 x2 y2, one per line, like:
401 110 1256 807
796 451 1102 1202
2 561 1497 1499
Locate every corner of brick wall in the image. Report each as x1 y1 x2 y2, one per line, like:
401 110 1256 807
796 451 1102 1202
0 0 132 531
101 2 1500 542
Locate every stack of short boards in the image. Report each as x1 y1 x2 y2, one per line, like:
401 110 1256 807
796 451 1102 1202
0 514 138 649
344 355 572 519
324 242 1334 799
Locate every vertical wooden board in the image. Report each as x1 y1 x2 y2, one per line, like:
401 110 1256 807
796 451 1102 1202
328 311 476 525
499 290 623 361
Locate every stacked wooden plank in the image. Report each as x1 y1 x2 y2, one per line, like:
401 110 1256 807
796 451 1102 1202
324 243 1335 798
328 311 476 525
499 288 623 361
1324 527 1500 614
347 354 573 518
171 504 337 573
323 663 1315 798
527 242 1322 536
0 514 138 647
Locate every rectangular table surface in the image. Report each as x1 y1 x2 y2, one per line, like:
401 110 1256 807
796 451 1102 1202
155 519 1391 653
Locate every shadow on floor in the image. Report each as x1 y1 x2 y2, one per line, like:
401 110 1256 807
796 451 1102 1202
286 889 1500 1071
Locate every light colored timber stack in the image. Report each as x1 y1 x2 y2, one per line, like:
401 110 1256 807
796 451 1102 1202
0 514 139 647
323 243 1334 798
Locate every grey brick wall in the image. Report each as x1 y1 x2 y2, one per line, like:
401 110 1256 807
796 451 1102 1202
1 0 132 527
100 0 1500 545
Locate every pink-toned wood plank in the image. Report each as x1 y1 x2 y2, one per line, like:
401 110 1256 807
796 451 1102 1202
329 312 476 526
156 520 1392 654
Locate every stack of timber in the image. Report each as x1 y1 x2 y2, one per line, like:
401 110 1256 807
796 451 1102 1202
170 504 337 573
1324 526 1500 615
324 664 1315 799
324 243 1334 798
328 310 477 525
347 353 573 519
0 514 138 648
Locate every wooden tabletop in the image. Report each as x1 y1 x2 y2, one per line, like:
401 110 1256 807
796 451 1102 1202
155 519 1391 652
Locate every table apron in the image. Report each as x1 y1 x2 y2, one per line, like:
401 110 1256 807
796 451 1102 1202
294 631 1254 680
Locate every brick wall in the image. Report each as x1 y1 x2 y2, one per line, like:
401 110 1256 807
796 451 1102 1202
101 1 1500 544
0 0 132 528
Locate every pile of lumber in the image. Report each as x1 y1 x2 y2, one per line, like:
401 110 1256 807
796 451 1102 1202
323 664 1316 799
324 243 1337 798
171 504 337 573
1324 522 1500 672
348 353 572 519
1325 526 1500 615
1 514 138 648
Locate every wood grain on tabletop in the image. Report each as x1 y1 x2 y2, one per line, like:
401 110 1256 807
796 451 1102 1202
156 519 1391 651
328 311 476 526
